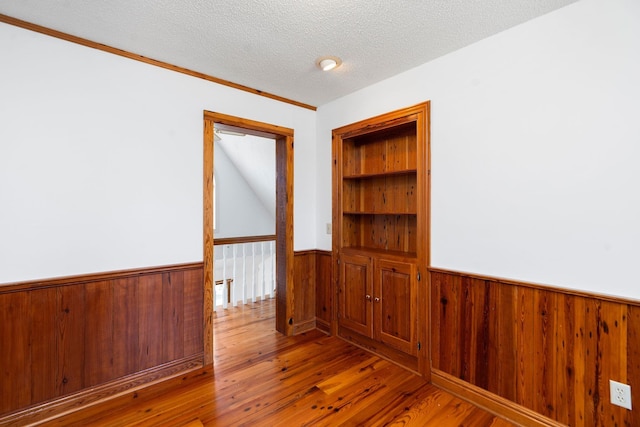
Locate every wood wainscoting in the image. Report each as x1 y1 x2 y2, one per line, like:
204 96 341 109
430 268 640 427
292 250 331 335
0 263 204 425
315 250 333 334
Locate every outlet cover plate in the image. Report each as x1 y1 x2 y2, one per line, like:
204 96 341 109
610 379 632 410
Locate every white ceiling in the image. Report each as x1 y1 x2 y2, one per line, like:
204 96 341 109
0 0 578 107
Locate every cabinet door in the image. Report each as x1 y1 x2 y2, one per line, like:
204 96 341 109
374 259 417 356
338 253 373 338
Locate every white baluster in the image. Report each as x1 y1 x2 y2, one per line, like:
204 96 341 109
252 242 258 303
270 240 275 299
244 243 253 302
213 246 220 311
231 244 237 307
241 243 247 305
260 242 267 300
222 245 228 309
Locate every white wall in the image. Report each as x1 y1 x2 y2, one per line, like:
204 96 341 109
316 0 640 300
214 139 274 238
0 21 316 283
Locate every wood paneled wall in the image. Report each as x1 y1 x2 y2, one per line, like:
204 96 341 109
315 250 332 334
292 250 315 334
292 250 325 334
430 268 640 427
292 250 332 335
0 263 204 420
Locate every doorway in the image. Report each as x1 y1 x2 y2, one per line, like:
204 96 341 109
212 130 275 309
202 111 294 365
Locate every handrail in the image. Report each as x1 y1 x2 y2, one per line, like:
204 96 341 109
214 235 276 246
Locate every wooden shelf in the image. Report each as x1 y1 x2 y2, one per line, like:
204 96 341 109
341 121 417 178
343 211 417 215
341 246 417 260
341 213 417 253
343 169 417 179
342 172 417 218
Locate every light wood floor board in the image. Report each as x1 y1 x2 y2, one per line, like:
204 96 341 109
45 299 515 426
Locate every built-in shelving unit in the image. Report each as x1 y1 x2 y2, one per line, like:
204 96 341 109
331 102 430 376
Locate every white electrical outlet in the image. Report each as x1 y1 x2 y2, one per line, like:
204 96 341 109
326 223 332 234
610 379 632 410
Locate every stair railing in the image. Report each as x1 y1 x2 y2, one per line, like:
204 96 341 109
213 235 276 310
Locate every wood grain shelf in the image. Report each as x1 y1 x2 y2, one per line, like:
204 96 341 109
343 211 417 215
341 246 417 260
343 169 417 179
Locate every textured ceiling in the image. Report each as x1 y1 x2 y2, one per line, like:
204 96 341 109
0 0 578 107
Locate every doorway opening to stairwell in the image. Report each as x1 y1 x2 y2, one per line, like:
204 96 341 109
212 128 276 311
203 111 295 364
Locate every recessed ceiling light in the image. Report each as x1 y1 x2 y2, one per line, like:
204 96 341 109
317 56 342 71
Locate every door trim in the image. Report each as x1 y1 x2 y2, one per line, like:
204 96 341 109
202 111 294 365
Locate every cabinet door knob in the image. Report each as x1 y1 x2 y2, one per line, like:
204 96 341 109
365 294 371 301
374 297 380 303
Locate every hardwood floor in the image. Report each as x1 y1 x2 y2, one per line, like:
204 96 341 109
45 299 516 426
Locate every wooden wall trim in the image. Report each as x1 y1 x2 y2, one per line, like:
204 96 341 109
0 355 204 427
203 117 215 366
0 262 204 293
275 134 295 335
214 235 276 246
204 111 295 137
315 318 331 335
0 14 316 111
432 370 564 427
429 266 640 307
292 319 316 335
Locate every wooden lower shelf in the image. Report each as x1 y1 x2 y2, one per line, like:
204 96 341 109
341 246 416 261
343 211 416 215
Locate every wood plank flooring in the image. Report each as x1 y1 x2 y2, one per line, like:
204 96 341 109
45 299 516 426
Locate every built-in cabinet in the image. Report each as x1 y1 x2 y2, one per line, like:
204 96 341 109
338 251 418 356
332 102 430 376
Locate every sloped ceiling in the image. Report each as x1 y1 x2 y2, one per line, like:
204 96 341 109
0 0 578 107
217 133 275 218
